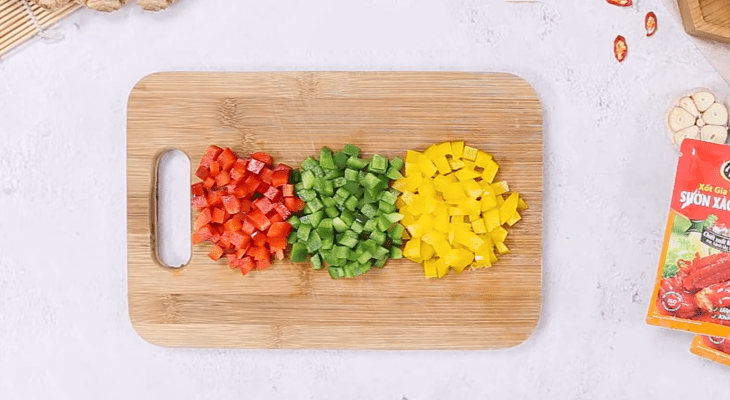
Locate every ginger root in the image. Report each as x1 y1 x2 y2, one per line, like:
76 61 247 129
74 0 129 12
136 0 177 11
31 0 73 11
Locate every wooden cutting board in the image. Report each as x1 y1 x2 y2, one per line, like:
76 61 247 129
127 72 543 350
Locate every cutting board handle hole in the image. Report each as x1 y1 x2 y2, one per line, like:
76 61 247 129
156 149 192 268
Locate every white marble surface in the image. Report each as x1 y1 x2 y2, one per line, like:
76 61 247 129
2 0 730 398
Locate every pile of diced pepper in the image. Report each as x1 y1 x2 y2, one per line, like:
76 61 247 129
191 141 525 279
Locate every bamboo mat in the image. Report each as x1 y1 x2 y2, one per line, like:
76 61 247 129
0 0 79 57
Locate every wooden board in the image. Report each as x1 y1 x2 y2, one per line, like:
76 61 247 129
127 72 543 349
0 1 80 57
678 0 730 43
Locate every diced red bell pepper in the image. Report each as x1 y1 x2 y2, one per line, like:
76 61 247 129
219 232 232 249
195 165 210 181
230 167 245 182
239 199 252 214
268 236 287 251
207 191 223 207
253 197 275 214
224 216 243 232
267 221 292 239
251 152 273 167
271 171 289 188
195 208 212 230
244 174 262 193
268 213 284 223
274 163 292 173
196 224 214 242
226 254 242 269
217 148 237 171
252 232 268 247
222 195 241 214
209 160 221 178
229 231 251 248
233 159 248 173
191 232 203 244
211 207 226 224
247 158 265 174
246 245 268 260
191 182 205 197
259 167 274 184
215 171 231 187
210 231 221 243
200 145 223 169
203 177 215 190
208 244 224 261
255 257 272 271
284 197 305 212
255 183 270 195
263 186 282 203
241 218 256 235
192 195 209 210
281 184 295 198
246 208 271 231
240 256 255 274
233 183 250 199
274 203 291 219
273 249 284 261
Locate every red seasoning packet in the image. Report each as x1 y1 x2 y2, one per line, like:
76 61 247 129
647 139 730 337
690 335 730 367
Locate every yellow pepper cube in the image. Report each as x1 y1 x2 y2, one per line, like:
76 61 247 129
459 198 481 217
499 192 519 225
517 197 528 210
468 214 481 222
451 141 465 159
432 238 452 258
450 215 465 225
449 206 466 216
435 258 449 277
481 160 499 183
454 167 480 182
465 235 485 253
421 231 441 245
437 142 453 157
405 150 422 164
432 156 452 175
413 214 434 237
481 192 497 212
474 253 492 268
477 234 493 250
404 173 424 192
462 145 478 161
472 218 487 234
395 197 407 208
423 144 438 159
401 210 416 226
421 242 435 260
491 181 509 195
433 174 455 191
506 212 522 226
405 162 421 177
392 178 408 191
417 154 438 178
445 248 473 272
423 258 438 278
490 226 508 243
462 179 483 199
442 183 466 202
449 159 465 170
433 208 450 233
489 251 498 264
400 190 416 205
474 150 493 168
403 237 422 260
496 194 505 207
484 208 500 232
463 160 477 170
417 177 434 197
495 241 510 255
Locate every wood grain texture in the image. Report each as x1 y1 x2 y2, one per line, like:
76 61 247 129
678 0 730 43
0 0 79 57
127 72 543 349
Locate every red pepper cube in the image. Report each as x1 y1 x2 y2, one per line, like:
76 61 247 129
194 208 212 230
194 165 209 181
254 197 275 214
244 174 262 193
241 219 256 235
208 244 224 261
259 167 274 184
255 182 271 195
274 163 292 173
191 195 209 211
240 256 255 274
209 160 221 177
255 257 272 271
251 152 273 167
200 145 223 169
252 232 268 247
207 190 223 207
263 186 282 203
218 233 232 250
211 207 226 224
195 224 214 242
215 171 231 187
281 184 295 198
273 249 284 260
224 216 243 233
284 197 305 212
246 208 271 232
247 158 265 174
233 184 249 199
274 203 291 219
217 148 237 171
271 170 289 188
239 199 253 214
226 253 242 269
230 167 245 182
233 158 248 172
191 182 205 197
267 222 292 239
268 212 284 223
203 177 215 190
222 195 241 214
229 231 249 248
268 236 287 251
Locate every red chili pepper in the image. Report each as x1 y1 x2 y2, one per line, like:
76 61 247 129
606 0 631 7
645 12 657 37
614 35 627 62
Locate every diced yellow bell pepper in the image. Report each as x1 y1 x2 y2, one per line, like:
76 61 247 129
405 150 422 164
404 237 422 262
481 192 497 212
449 159 465 170
450 215 465 223
468 214 481 223
490 226 508 243
462 145 478 161
436 142 453 157
405 162 421 176
445 248 473 272
459 198 481 217
462 179 483 199
404 173 424 192
492 181 509 195
423 144 438 159
419 177 435 197
517 197 528 211
433 207 450 233
432 238 452 258
477 234 493 250
451 141 465 159
496 194 505 207
449 207 466 216
481 160 499 183
499 192 519 225
421 242 435 260
506 212 522 226
401 190 416 205
417 154 438 178
433 174 455 191
401 210 416 226
432 156 451 175
423 258 438 278
454 167 480 182
474 150 493 168
495 241 509 255
484 208 500 232
435 258 449 277
392 178 408 191
421 231 441 245
472 218 487 234
395 197 407 208
441 183 466 202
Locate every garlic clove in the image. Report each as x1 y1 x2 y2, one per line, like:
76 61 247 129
668 106 696 132
692 91 716 112
678 96 701 117
700 125 729 144
673 126 700 148
702 103 729 127
697 117 706 127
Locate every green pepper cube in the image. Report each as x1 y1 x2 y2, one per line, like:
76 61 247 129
370 230 386 245
325 206 340 219
332 217 349 233
374 246 389 259
334 187 351 199
379 191 398 205
363 219 377 233
377 215 391 231
347 249 359 261
346 156 368 170
321 236 334 250
344 181 361 196
333 151 349 169
388 223 404 239
390 247 403 259
310 253 323 270
379 201 397 214
334 245 350 259
361 173 381 191
373 257 387 268
319 147 335 169
343 195 358 212
333 177 347 188
290 243 308 263
350 220 364 234
300 156 319 171
339 230 359 248
386 166 403 180
323 180 334 197
287 231 298 244
306 232 322 253
328 266 344 279
308 197 324 213
360 203 378 219
297 188 317 202
287 216 301 228
369 154 388 174
384 212 403 224
342 144 360 158
390 156 404 172
352 262 371 276
301 170 315 189
297 224 312 242
308 210 324 228
357 250 373 264
344 168 359 182
340 209 355 226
